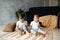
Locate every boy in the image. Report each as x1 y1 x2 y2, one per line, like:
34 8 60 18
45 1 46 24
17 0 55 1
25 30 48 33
16 14 29 35
30 14 46 38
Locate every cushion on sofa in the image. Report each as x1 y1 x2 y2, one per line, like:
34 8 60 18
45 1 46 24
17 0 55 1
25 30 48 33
3 22 16 32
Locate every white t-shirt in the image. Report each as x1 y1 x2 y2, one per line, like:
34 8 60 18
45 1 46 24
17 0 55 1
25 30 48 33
30 21 40 31
16 21 26 31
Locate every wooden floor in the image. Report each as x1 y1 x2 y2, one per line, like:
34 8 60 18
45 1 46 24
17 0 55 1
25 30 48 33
46 29 60 40
53 29 60 40
0 26 60 40
0 31 48 40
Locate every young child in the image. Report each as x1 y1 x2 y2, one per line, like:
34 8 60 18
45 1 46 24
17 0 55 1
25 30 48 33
16 14 28 35
30 14 46 38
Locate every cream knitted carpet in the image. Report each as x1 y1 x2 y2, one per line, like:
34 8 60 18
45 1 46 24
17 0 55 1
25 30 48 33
0 26 50 40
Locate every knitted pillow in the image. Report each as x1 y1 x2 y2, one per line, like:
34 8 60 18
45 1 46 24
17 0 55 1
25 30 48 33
3 22 16 32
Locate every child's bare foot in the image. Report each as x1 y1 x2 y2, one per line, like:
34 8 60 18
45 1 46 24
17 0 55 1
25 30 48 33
22 32 25 35
35 32 41 36
19 32 22 36
26 31 30 36
40 34 46 38
35 32 38 36
19 32 26 36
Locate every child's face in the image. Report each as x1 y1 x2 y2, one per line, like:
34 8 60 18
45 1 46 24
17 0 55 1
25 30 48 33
19 18 24 22
34 16 39 22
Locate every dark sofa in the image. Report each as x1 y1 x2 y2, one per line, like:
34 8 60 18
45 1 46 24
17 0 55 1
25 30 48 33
23 6 60 23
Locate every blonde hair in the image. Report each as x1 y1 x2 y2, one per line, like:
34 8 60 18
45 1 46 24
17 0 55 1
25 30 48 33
34 14 39 18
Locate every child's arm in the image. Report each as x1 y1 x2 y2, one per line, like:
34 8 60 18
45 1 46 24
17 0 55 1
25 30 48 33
29 25 32 29
22 25 30 34
15 26 21 31
16 21 22 31
25 21 32 29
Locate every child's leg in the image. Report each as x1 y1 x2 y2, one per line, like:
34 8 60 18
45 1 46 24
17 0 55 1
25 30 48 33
27 27 31 33
19 30 26 36
16 30 21 32
31 29 36 34
38 29 46 34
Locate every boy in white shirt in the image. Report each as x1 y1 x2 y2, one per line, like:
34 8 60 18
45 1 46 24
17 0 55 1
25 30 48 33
16 14 29 35
30 14 46 37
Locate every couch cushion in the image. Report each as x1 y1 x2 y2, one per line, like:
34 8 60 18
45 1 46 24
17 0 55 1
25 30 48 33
3 22 16 32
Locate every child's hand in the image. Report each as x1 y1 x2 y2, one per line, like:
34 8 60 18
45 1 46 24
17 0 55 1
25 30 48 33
40 27 44 29
45 30 48 34
15 26 22 31
29 26 32 29
18 28 22 30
